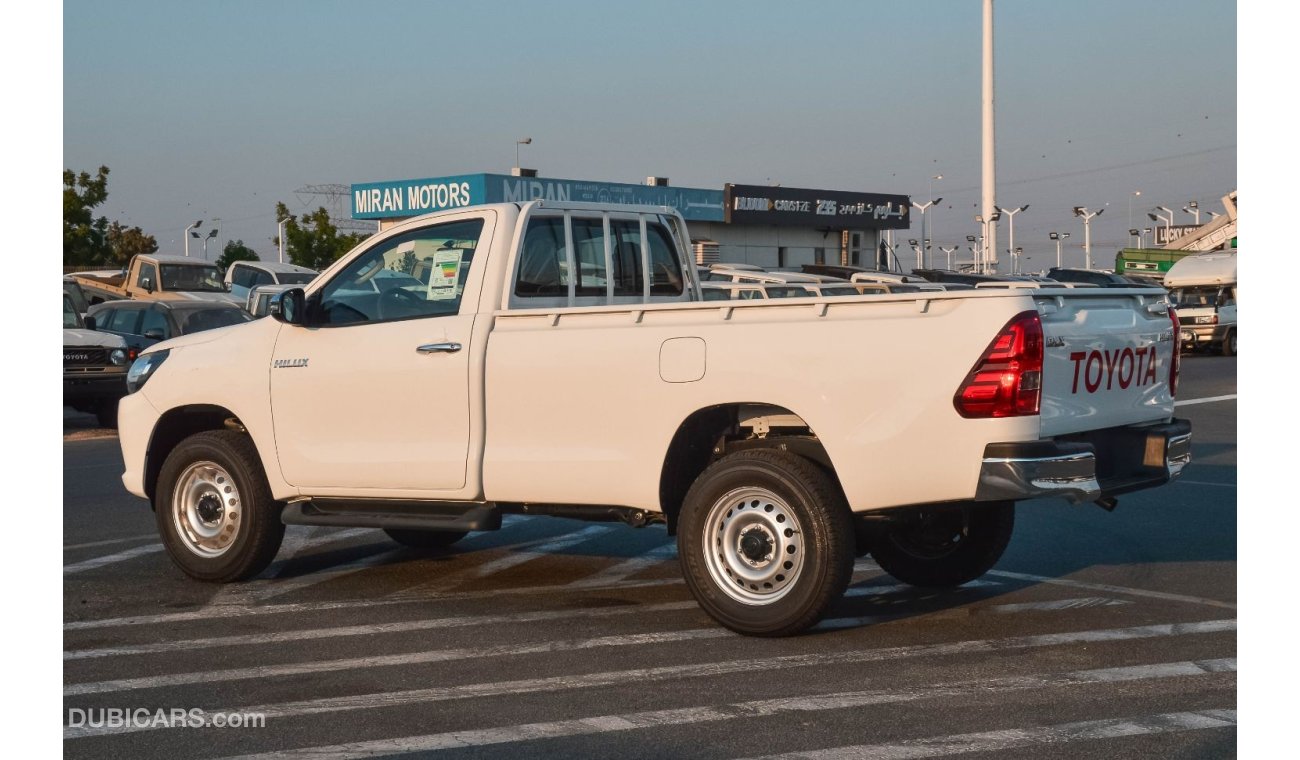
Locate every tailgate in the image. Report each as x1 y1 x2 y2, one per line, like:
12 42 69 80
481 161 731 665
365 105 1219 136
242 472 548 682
1037 289 1177 437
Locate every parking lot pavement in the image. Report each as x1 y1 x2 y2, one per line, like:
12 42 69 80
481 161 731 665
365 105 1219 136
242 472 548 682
63 357 1236 759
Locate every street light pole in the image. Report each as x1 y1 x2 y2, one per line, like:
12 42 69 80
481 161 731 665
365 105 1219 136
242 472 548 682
1129 190 1141 230
911 197 941 269
515 137 532 170
1073 207 1103 269
940 245 958 269
184 220 202 257
1183 200 1200 224
200 228 218 260
277 218 291 264
995 204 1028 273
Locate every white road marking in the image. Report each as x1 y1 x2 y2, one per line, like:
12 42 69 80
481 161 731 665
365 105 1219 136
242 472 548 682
843 579 1001 598
63 576 685 632
568 542 677 588
67 583 1109 693
63 543 163 576
63 562 889 633
63 534 156 551
988 597 1129 613
205 658 1236 759
986 570 1236 610
1174 393 1236 407
64 627 729 696
65 619 1235 739
63 600 702 660
252 548 404 602
1173 479 1237 489
744 708 1237 759
467 525 615 579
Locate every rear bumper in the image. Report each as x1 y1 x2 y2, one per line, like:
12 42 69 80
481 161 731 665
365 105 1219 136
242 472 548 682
976 419 1191 504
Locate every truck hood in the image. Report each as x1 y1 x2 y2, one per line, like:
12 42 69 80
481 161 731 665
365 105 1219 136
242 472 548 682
63 328 126 349
141 317 269 355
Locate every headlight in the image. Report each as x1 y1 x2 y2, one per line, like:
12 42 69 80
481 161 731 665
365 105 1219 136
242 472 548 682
109 349 127 366
126 349 170 394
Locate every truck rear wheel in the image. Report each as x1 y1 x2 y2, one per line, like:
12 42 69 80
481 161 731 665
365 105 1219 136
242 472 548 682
1220 329 1236 357
870 502 1014 588
678 449 854 637
384 528 467 549
154 430 284 582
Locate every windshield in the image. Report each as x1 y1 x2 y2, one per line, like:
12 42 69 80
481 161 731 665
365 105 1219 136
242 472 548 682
1169 286 1221 307
276 272 317 285
63 295 82 328
161 264 226 292
64 281 89 314
175 307 253 334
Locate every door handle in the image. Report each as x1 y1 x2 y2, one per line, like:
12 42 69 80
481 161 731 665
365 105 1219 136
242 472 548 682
416 342 462 354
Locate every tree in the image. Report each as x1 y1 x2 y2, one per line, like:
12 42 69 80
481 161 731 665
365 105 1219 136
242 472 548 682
274 202 369 270
106 220 158 266
217 239 260 271
64 166 112 266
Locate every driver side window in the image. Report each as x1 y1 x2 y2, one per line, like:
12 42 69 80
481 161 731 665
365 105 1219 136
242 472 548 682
313 219 485 326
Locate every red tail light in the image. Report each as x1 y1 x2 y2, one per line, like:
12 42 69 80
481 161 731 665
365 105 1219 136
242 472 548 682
1168 307 1180 397
954 310 1044 418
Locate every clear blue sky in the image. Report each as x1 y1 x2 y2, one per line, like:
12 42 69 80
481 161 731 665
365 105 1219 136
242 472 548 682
63 0 1236 268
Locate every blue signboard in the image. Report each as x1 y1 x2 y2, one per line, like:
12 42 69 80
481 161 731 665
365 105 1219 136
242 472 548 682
352 173 725 222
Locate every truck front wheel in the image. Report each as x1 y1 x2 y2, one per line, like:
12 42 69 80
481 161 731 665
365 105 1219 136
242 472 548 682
154 430 285 582
869 502 1014 588
678 449 854 637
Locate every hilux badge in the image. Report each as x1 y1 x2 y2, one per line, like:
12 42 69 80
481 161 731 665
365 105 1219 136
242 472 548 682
273 358 309 369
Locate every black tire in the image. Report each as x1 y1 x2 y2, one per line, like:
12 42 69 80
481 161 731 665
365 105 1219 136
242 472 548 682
870 502 1014 588
384 528 467 549
678 449 855 637
1220 329 1236 357
95 402 118 429
154 430 285 582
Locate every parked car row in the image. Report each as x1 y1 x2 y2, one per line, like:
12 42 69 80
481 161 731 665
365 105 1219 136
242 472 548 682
62 260 323 426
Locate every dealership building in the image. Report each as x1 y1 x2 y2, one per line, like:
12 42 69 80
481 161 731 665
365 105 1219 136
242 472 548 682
351 172 911 269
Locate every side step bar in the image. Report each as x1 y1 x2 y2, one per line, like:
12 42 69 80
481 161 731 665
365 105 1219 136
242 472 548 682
282 499 502 532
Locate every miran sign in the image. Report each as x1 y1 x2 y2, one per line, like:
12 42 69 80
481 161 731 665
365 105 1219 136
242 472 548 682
724 184 911 230
351 174 725 222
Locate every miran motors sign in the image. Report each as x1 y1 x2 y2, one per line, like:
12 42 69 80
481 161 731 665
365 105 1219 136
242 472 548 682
724 184 911 230
352 174 725 222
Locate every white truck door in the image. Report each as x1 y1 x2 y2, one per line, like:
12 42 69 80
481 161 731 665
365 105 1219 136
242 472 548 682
269 213 492 492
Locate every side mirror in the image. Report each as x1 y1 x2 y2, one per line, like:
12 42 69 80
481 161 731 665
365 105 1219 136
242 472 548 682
143 328 165 341
83 315 97 331
271 288 307 325
141 276 154 293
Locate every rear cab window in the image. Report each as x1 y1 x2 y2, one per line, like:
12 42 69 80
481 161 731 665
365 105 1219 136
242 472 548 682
510 208 691 309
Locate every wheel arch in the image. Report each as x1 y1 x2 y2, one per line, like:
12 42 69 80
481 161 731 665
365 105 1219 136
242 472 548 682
144 404 255 504
658 402 840 534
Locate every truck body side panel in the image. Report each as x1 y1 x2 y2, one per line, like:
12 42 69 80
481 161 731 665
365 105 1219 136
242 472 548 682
481 294 1039 513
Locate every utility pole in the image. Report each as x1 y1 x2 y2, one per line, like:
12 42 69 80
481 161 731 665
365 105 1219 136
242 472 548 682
982 0 998 270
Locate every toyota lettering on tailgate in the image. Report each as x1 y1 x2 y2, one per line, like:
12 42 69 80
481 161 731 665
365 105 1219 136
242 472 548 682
1068 347 1161 394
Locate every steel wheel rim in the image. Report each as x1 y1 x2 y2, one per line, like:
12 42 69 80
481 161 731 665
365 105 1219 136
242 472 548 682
171 460 242 558
703 487 805 605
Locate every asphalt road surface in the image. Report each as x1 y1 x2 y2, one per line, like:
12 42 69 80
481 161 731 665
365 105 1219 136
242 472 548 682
63 355 1236 759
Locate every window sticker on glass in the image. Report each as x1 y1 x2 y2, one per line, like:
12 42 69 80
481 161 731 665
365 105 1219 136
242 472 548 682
428 248 464 301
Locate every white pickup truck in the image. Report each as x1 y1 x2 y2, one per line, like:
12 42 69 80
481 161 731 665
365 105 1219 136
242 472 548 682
118 200 1190 636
